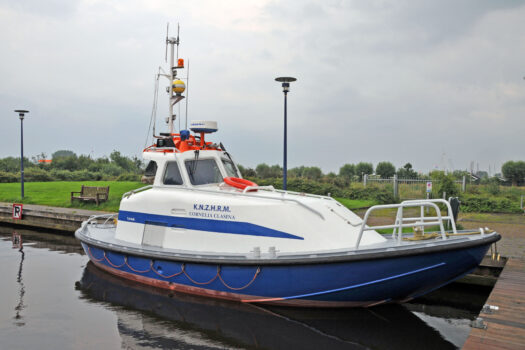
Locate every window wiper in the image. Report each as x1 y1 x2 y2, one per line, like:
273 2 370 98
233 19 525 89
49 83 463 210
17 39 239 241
190 150 199 180
224 150 234 164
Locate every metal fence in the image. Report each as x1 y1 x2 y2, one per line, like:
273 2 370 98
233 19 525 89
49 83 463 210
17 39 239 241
364 174 466 200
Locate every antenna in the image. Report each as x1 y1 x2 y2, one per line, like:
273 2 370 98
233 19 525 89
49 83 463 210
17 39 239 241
164 23 169 62
185 59 189 129
176 23 180 59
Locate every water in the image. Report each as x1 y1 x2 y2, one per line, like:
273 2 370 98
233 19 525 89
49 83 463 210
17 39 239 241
0 226 490 350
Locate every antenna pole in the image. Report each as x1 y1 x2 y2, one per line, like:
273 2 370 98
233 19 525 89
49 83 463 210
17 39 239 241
169 38 175 135
185 59 189 129
176 23 180 59
165 23 169 62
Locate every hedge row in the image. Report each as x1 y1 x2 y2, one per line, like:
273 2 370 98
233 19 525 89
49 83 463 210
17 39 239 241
248 177 396 204
0 170 141 183
459 194 522 213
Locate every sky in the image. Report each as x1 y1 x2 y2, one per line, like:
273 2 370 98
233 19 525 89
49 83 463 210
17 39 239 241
1 0 524 175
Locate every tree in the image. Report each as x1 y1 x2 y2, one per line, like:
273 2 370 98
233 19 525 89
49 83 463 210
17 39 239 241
303 167 323 181
51 155 79 171
52 150 76 159
355 162 373 180
451 170 469 180
255 163 282 178
375 161 396 179
110 150 135 172
237 164 256 177
397 163 417 178
502 161 525 186
288 166 305 178
0 157 21 172
339 164 356 181
430 171 459 197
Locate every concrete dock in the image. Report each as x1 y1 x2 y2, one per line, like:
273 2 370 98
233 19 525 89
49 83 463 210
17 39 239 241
0 202 107 232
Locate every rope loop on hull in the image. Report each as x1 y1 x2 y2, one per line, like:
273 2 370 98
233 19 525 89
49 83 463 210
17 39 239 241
218 267 261 290
104 252 126 268
152 262 185 278
125 257 153 273
86 246 261 290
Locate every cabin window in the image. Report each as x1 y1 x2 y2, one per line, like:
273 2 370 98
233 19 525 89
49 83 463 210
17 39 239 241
222 158 239 178
185 159 223 185
144 161 157 177
163 161 184 185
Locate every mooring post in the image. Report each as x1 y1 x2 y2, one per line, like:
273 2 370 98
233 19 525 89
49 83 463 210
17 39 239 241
393 174 398 198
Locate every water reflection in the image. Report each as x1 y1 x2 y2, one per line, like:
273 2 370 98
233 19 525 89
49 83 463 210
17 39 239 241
78 263 463 350
0 227 482 349
13 232 26 326
0 226 83 254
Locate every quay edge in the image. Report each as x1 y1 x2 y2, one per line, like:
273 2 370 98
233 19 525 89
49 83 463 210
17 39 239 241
0 202 109 233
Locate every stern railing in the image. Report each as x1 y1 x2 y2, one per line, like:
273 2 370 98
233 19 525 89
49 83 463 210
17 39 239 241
355 199 458 249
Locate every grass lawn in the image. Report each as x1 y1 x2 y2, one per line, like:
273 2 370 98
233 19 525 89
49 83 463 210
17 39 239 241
0 181 144 212
0 182 379 213
335 198 377 210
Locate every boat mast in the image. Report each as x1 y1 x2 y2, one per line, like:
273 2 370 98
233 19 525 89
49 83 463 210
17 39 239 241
166 24 185 135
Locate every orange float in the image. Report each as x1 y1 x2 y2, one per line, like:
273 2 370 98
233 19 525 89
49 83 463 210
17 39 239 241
224 177 257 191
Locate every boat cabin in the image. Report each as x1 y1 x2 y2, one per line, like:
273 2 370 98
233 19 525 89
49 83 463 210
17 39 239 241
141 121 242 188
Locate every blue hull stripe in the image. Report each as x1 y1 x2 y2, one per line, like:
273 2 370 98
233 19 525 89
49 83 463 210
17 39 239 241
118 210 304 240
279 262 446 301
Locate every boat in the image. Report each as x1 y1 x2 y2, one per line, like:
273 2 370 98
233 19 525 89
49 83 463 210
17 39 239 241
75 29 500 307
78 261 469 349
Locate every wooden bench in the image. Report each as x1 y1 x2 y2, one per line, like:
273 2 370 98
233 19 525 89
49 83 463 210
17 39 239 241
71 186 110 206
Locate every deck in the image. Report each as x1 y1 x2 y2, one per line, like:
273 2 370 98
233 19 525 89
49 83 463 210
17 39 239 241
463 258 525 349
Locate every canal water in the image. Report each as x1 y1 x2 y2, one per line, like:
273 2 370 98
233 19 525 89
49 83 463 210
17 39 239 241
0 226 491 350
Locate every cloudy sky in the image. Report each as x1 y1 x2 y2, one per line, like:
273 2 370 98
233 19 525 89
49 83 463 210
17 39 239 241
1 0 524 174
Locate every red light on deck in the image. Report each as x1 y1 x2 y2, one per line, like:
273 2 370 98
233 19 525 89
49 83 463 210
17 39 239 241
177 58 184 67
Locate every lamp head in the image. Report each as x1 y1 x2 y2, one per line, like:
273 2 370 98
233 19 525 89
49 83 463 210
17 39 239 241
14 110 29 120
275 77 297 93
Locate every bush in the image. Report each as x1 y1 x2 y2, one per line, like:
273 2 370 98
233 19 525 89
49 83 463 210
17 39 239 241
246 178 396 203
430 171 459 197
249 177 346 197
116 173 141 181
460 194 521 213
485 178 501 196
100 163 126 177
343 183 396 204
24 168 53 182
0 171 18 183
50 169 75 181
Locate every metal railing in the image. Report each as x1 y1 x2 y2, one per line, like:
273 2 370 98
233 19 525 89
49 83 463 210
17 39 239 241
82 213 118 231
355 199 458 249
364 174 467 199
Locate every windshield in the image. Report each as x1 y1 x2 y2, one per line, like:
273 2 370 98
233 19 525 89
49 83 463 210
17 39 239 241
222 158 239 178
163 161 183 185
185 159 223 185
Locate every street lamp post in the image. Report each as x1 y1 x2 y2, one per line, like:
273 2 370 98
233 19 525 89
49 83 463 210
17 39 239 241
14 110 29 198
275 77 296 191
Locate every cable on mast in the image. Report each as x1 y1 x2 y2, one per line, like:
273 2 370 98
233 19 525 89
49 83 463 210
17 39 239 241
185 59 189 129
145 70 160 147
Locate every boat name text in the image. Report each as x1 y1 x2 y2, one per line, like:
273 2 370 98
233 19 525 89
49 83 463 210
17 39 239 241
193 204 231 212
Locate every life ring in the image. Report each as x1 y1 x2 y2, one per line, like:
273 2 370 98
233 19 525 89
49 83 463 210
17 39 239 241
224 177 258 191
